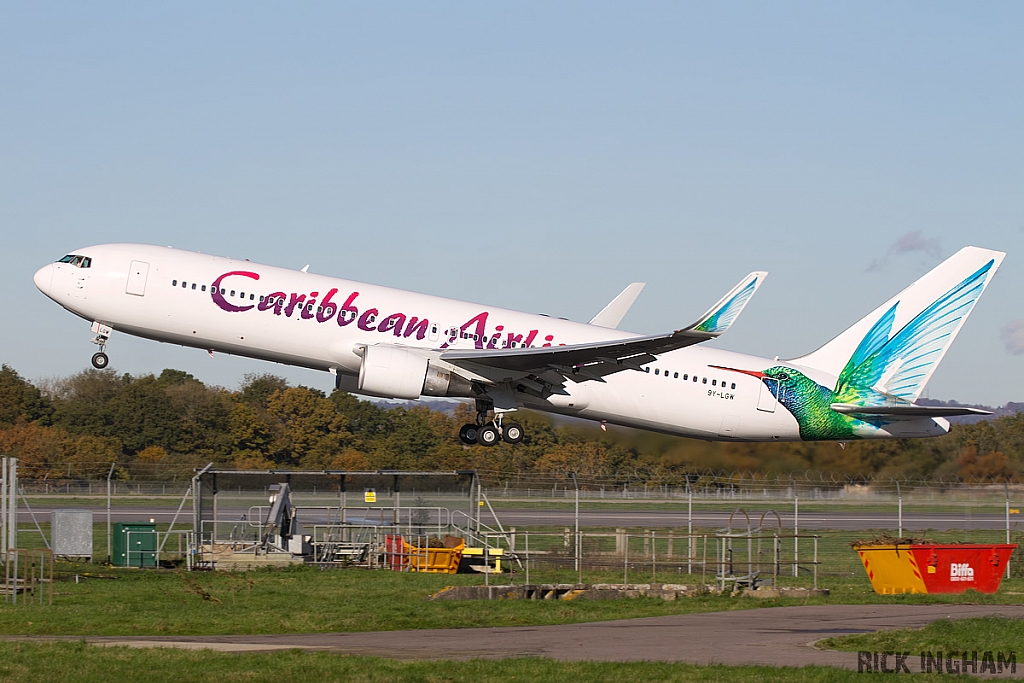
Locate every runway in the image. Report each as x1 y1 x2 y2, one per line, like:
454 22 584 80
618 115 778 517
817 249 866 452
24 502 1018 531
19 604 1024 671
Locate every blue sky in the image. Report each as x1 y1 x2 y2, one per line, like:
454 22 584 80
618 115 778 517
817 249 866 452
2 2 1023 404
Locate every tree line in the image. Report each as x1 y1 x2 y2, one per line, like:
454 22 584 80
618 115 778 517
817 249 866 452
0 364 1021 482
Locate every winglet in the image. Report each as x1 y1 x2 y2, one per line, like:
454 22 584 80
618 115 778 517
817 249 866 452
689 271 768 336
589 283 646 328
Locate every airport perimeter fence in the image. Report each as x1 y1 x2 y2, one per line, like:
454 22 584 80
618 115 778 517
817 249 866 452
11 468 1024 586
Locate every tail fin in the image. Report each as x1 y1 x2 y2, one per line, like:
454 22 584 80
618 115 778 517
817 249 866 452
793 246 1005 403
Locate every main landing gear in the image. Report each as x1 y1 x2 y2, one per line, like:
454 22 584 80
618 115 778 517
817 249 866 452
90 321 112 369
459 402 523 447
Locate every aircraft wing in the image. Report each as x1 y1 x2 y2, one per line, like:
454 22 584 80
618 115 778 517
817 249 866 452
830 403 992 419
441 271 767 388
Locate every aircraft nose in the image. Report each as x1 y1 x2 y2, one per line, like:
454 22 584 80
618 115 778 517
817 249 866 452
33 264 54 296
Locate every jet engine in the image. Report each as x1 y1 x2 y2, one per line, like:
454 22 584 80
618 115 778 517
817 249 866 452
354 345 473 400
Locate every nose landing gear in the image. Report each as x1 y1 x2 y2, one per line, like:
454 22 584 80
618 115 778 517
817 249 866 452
90 321 112 369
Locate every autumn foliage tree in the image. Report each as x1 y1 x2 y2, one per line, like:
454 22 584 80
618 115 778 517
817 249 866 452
0 363 1021 482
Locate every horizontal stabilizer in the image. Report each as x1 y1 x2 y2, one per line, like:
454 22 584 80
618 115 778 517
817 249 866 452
589 283 645 329
830 403 992 419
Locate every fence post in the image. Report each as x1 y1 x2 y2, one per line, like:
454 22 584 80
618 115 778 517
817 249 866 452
651 529 656 583
525 531 530 586
793 485 799 578
623 533 628 585
1006 483 1011 579
896 481 903 539
687 483 693 575
106 462 115 565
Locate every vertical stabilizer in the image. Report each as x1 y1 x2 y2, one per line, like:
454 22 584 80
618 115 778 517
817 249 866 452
792 246 1004 403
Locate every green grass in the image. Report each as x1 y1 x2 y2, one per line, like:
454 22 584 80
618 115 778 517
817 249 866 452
0 565 805 637
0 561 1023 638
821 616 1024 654
0 642 891 683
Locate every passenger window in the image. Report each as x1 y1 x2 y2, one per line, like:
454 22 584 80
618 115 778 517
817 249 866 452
702 377 707 384
683 374 688 380
674 372 678 379
172 280 177 286
182 281 187 288
259 295 263 301
230 290 235 296
250 294 254 300
645 367 650 373
654 369 660 375
712 380 717 386
202 285 206 292
191 283 196 290
731 383 736 389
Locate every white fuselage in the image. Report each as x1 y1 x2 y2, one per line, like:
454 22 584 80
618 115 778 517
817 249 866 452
33 244 948 442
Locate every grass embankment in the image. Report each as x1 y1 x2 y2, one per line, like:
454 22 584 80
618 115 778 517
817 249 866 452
2 563 1024 638
822 616 1024 654
0 642 900 683
0 566 789 637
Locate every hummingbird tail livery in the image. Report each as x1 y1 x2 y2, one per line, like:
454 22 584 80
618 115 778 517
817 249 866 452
33 244 1002 444
792 246 1004 402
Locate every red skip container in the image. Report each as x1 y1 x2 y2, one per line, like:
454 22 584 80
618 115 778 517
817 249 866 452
855 543 1017 595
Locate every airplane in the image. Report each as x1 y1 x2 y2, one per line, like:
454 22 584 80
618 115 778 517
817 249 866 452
32 244 1002 445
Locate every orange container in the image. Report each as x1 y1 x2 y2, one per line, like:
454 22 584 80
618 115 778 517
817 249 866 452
855 543 1016 594
403 541 465 574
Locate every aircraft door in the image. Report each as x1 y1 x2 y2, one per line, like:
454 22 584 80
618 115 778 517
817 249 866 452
756 379 778 413
126 261 150 296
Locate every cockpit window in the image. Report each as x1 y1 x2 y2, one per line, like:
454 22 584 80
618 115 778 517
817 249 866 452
56 254 91 268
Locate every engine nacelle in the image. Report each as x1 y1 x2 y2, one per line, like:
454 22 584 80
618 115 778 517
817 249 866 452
355 345 474 400
358 345 429 399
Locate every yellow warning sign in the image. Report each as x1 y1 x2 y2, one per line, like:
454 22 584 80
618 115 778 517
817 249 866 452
364 489 377 503
1011 509 1019 514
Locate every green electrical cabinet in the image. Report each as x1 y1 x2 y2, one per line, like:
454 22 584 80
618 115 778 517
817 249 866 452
113 522 157 567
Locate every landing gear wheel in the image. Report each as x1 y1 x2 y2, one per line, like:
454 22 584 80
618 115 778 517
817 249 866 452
91 352 109 369
459 424 479 445
476 424 500 447
502 422 524 444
